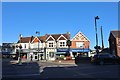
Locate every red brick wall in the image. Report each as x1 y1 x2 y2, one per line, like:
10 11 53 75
116 38 120 57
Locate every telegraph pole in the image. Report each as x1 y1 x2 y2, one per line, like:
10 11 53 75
94 16 100 54
101 26 104 50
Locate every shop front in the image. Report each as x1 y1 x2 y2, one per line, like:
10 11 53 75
32 49 44 61
45 48 56 61
21 49 44 61
56 48 69 56
56 48 71 60
70 48 91 57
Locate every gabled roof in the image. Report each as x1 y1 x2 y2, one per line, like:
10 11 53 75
57 34 67 40
17 33 70 43
110 30 120 38
45 33 70 41
18 36 34 43
71 31 90 41
31 37 41 43
38 36 46 42
46 35 56 41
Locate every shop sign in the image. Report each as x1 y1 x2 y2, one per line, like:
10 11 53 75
57 48 69 52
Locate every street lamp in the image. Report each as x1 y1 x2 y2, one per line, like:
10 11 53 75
36 31 40 61
95 16 100 54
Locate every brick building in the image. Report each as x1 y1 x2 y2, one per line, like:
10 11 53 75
108 30 120 57
70 31 90 58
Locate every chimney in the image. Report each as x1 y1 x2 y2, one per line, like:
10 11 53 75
67 32 70 34
66 32 70 39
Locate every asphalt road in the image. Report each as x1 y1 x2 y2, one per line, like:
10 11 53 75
39 61 120 78
2 59 120 80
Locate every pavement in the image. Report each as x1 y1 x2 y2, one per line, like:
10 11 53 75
9 59 75 65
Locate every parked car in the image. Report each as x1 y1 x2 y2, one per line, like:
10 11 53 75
91 53 120 65
75 56 91 64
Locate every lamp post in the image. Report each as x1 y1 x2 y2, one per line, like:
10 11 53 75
95 16 100 54
101 26 104 50
36 31 40 61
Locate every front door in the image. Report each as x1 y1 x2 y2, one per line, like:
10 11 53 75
34 52 38 60
49 52 55 60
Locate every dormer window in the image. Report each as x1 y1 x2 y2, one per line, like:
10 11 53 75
60 42 65 47
49 42 54 47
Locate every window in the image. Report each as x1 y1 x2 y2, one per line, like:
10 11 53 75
112 41 114 44
118 39 120 44
76 42 84 48
49 42 54 47
33 43 39 48
60 42 65 47
49 52 54 58
24 44 26 48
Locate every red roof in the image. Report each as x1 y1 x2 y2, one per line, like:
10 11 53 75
18 33 70 43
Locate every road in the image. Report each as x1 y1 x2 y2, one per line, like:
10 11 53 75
39 61 120 78
2 59 120 80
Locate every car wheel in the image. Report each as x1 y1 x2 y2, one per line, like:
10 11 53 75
99 61 104 65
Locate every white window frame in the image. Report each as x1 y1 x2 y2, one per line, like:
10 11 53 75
48 41 55 48
76 42 84 48
60 42 65 47
58 40 66 47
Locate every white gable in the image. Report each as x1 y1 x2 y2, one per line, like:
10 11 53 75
57 34 67 41
31 37 41 43
46 35 55 41
71 31 90 41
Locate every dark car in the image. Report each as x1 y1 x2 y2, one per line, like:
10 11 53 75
91 53 119 65
75 56 91 64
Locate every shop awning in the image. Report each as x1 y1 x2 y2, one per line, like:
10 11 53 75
57 48 69 52
55 52 66 54
70 48 90 52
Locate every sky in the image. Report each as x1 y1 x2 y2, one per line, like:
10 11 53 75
2 2 119 49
